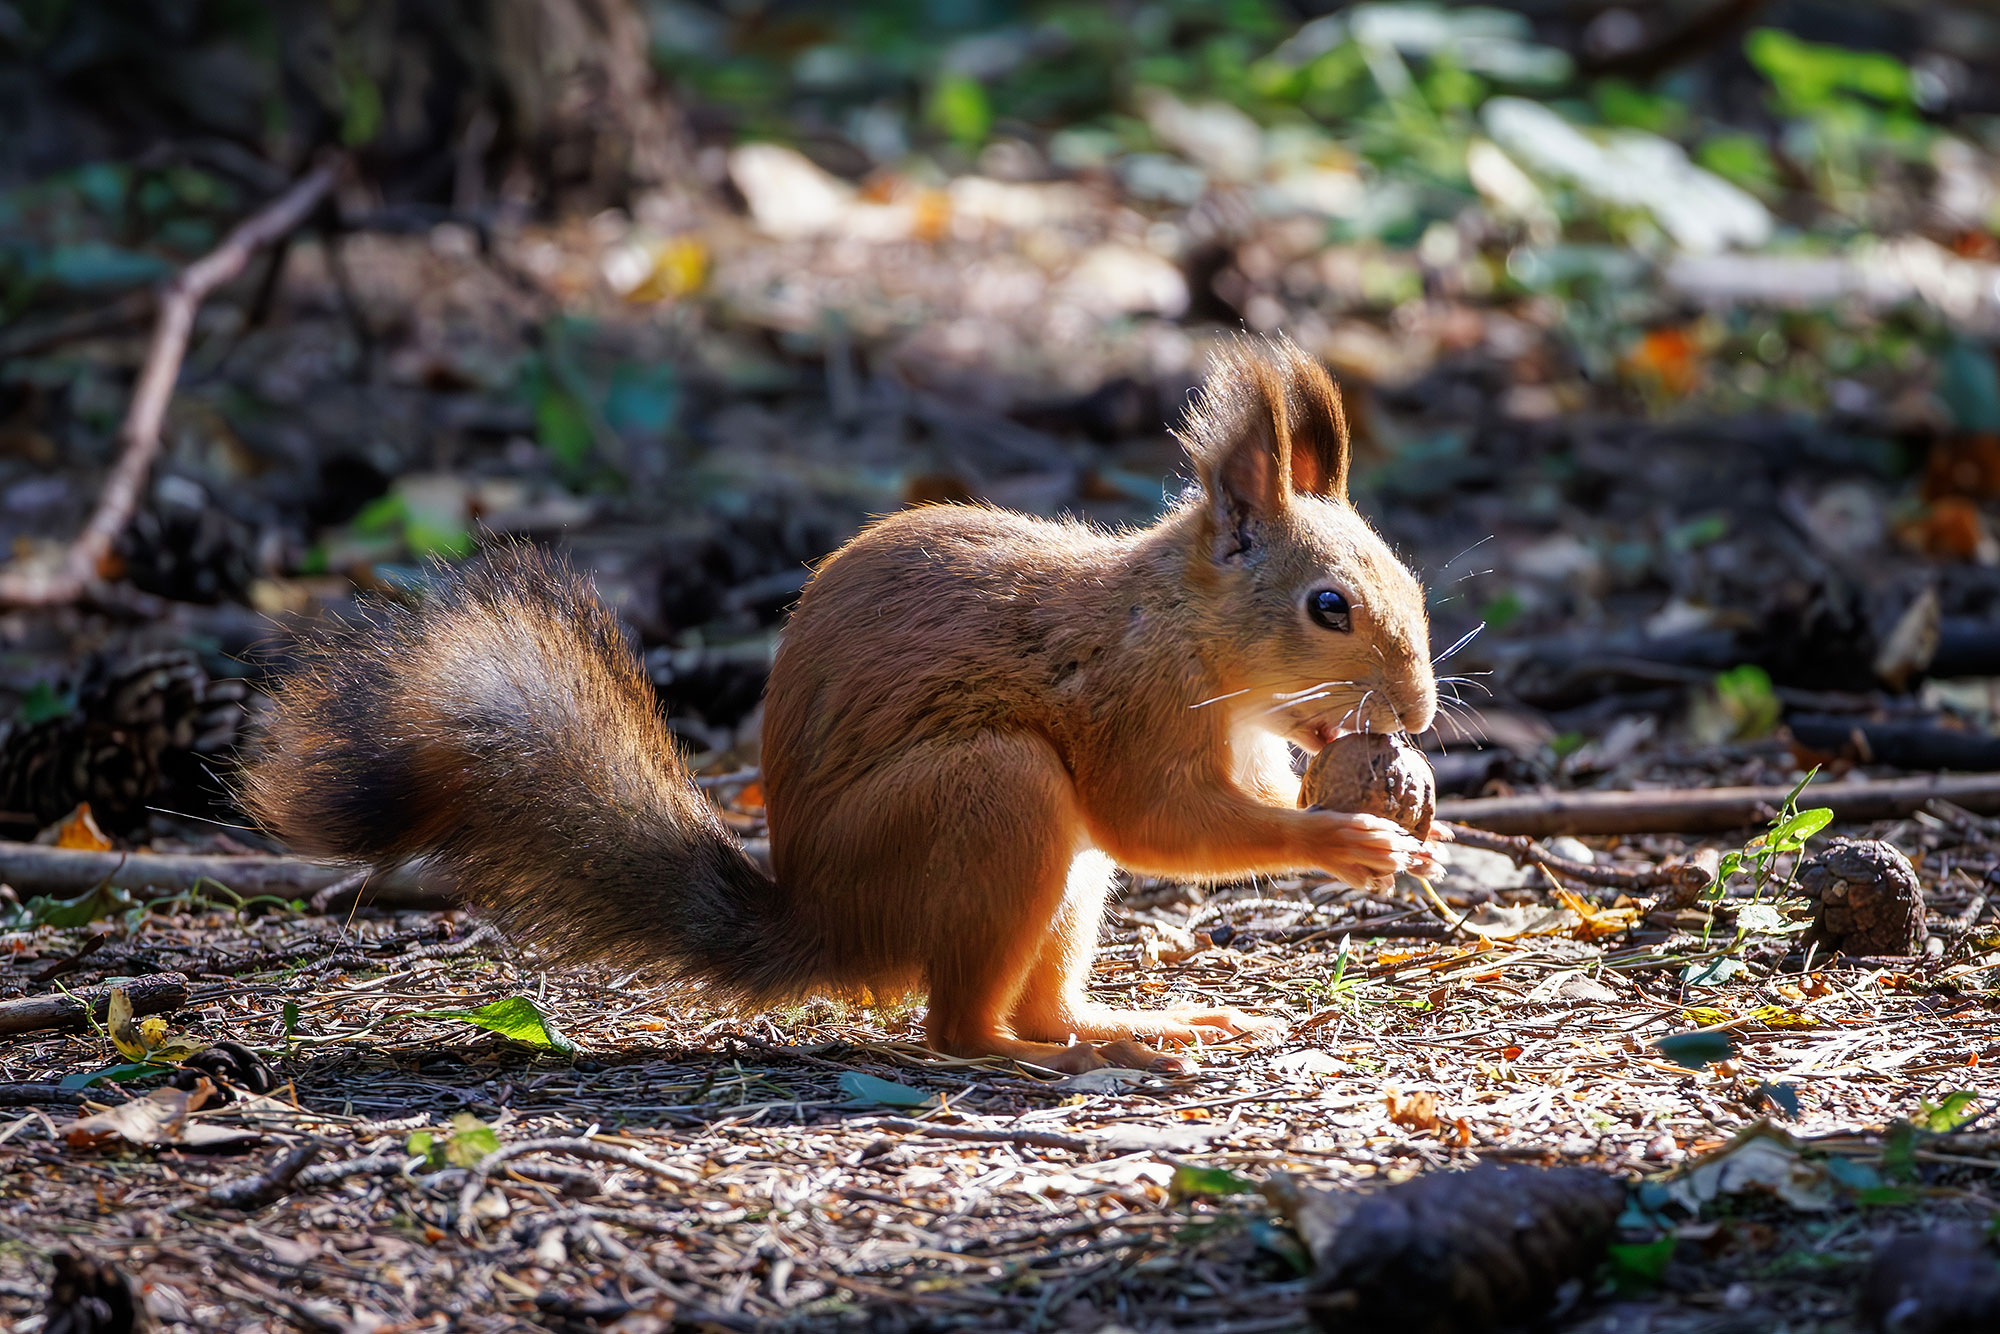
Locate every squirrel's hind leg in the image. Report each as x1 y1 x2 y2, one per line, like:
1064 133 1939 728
904 736 1179 1075
1008 851 1282 1059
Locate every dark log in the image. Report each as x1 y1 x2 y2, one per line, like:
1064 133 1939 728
1438 774 2000 837
1787 716 2000 771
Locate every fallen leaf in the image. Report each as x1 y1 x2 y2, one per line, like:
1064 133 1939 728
1385 1089 1441 1131
414 996 577 1054
105 987 149 1062
1663 1123 1840 1213
1655 1030 1737 1071
1046 1067 1152 1094
838 1072 938 1109
1170 1164 1258 1199
50 803 112 851
1457 902 1577 940
61 1079 255 1150
1269 1049 1341 1078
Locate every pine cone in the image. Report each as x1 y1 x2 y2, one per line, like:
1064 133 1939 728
115 474 264 604
0 652 249 831
1287 1165 1627 1334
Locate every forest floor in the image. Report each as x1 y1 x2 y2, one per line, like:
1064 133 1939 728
8 8 2000 1326
2 816 1999 1332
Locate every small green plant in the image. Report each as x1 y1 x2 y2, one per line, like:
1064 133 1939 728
1711 767 1833 904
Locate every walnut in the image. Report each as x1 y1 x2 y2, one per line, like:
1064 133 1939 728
1300 733 1435 840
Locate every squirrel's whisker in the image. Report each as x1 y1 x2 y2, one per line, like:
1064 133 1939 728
1439 534 1494 570
1432 621 1486 665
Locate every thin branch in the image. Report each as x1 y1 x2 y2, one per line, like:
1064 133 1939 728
0 154 345 607
1438 774 2000 837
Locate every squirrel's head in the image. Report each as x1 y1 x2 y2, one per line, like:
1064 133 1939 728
1178 337 1435 751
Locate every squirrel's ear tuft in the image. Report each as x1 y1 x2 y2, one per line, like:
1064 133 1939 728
1278 341 1351 503
1179 342 1292 557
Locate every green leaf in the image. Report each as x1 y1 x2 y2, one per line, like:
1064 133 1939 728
534 384 595 468
928 72 993 149
1606 1235 1676 1293
42 242 171 291
58 1062 165 1090
1680 956 1747 989
406 1129 442 1169
403 515 473 561
1734 903 1790 934
443 1113 500 1168
1753 1080 1802 1118
1768 807 1833 853
415 996 577 1054
1654 1029 1736 1070
340 73 384 147
1170 1164 1259 1199
18 681 73 725
1882 1121 1919 1181
1746 28 1912 114
1713 664 1781 740
1919 1090 1980 1134
352 493 407 535
1854 1186 1922 1207
281 1001 301 1038
1696 132 1781 197
21 884 135 929
837 1072 938 1108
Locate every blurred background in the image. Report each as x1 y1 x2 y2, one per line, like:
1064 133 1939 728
3 0 2000 851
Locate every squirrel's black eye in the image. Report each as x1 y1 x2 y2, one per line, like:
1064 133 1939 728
1308 588 1352 632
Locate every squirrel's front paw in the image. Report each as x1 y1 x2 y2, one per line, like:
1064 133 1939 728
1309 811 1436 884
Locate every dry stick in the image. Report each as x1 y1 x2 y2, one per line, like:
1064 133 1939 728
204 1142 324 1210
0 155 344 607
867 1117 1094 1154
0 844 449 908
458 1137 701 1235
1440 823 1710 894
1436 774 2000 838
0 971 188 1037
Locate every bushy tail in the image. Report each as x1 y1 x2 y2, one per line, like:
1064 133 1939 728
241 546 798 1001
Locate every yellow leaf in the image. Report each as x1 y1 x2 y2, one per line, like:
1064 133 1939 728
53 803 112 851
626 236 708 303
1683 1006 1735 1028
1749 1004 1820 1029
105 986 149 1061
1552 887 1640 940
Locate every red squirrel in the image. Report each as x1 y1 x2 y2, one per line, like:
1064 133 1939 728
244 338 1438 1074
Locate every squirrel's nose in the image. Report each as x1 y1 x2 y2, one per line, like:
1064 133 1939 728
1396 684 1436 736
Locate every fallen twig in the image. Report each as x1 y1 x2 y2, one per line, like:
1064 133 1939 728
1438 774 2000 837
204 1142 324 1210
0 845 451 909
1441 823 1710 894
866 1117 1094 1154
458 1137 700 1234
0 971 188 1037
0 155 343 607
0 1082 97 1106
